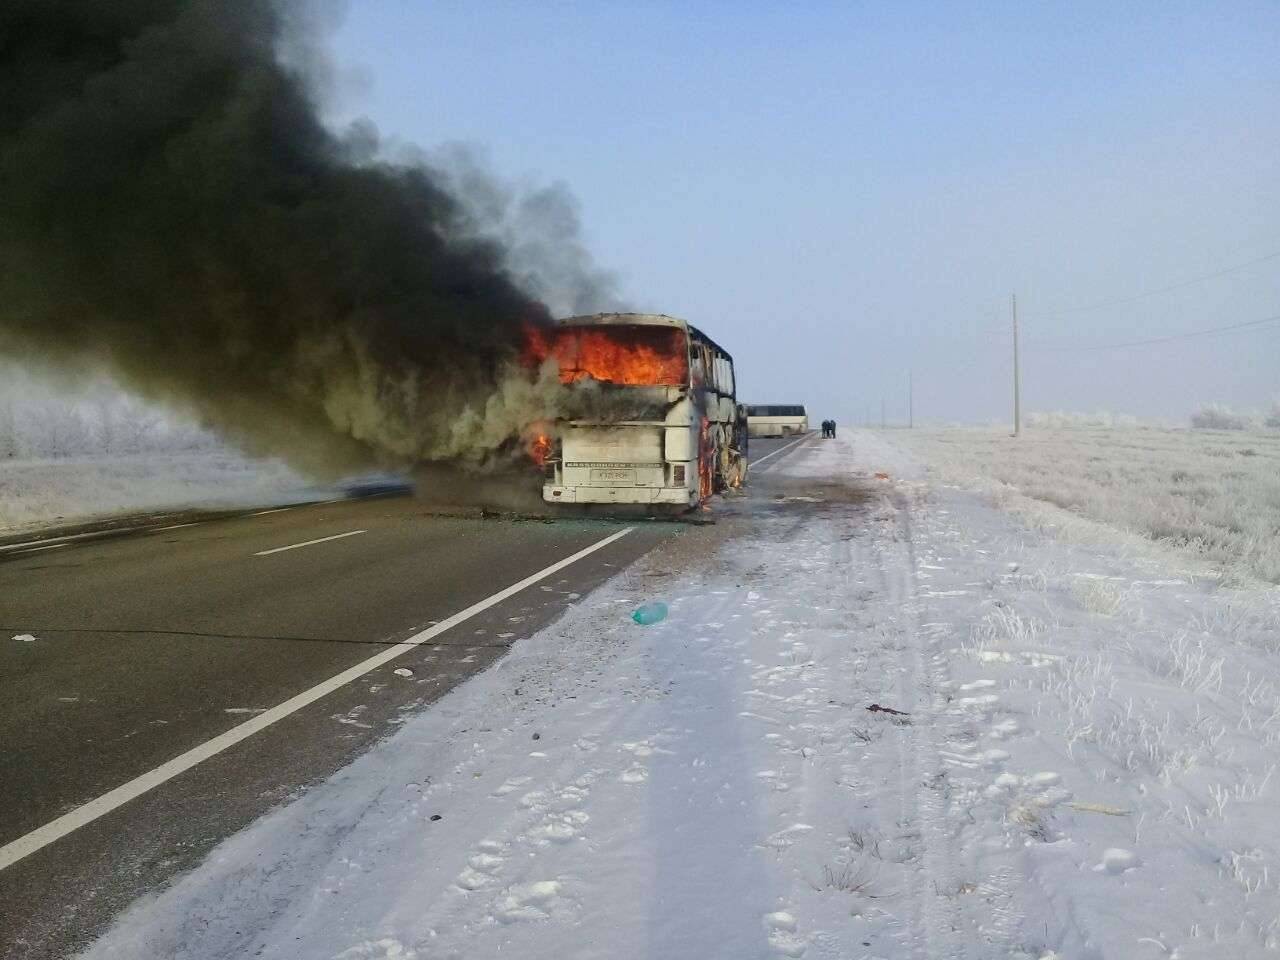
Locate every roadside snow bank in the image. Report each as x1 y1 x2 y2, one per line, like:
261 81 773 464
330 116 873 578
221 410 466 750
82 433 1280 960
0 453 305 533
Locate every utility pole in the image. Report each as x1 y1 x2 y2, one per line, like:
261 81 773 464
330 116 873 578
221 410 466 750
908 370 914 429
1012 294 1021 437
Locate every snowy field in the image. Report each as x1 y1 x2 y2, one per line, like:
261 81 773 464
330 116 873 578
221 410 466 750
0 453 307 533
78 432 1280 959
890 423 1280 586
0 370 308 532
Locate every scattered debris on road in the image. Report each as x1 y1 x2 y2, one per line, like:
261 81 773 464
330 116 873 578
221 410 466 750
866 703 909 716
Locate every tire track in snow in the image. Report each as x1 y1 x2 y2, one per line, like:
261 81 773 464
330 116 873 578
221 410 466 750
871 490 967 959
894 487 1023 957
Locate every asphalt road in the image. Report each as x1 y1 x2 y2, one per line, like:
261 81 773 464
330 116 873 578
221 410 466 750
0 435 808 959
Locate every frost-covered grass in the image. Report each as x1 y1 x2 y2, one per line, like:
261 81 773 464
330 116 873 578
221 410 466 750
0 452 305 533
891 423 1280 584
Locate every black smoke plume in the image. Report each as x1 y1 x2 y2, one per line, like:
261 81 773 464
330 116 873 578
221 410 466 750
0 0 581 475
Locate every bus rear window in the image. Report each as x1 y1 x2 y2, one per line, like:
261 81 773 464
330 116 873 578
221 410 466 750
526 325 689 386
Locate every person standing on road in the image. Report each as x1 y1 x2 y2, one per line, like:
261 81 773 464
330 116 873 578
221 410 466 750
829 419 837 438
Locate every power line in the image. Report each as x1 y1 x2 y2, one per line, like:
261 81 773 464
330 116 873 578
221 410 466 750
1033 312 1280 352
1022 247 1280 319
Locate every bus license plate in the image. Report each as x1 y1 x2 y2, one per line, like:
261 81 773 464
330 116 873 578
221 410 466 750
591 468 634 483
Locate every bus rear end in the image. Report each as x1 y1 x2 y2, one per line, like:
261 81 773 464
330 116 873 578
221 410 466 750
532 315 704 511
548 421 701 508
746 404 809 437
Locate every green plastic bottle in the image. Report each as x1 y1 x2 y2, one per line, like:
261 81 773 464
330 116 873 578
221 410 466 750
631 602 669 625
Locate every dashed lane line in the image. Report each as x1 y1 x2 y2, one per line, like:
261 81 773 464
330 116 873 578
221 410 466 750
253 529 367 556
0 525 635 872
0 527 145 553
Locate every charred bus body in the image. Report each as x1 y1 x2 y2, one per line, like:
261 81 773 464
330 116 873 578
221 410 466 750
532 313 746 512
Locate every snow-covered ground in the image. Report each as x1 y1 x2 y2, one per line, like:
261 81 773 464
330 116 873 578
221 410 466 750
81 432 1280 959
890 424 1280 585
0 452 308 533
0 367 310 533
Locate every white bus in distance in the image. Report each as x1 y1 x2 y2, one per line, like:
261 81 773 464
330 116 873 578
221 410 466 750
533 313 747 513
745 404 809 437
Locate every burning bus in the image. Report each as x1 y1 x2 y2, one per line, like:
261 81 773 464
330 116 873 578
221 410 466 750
527 313 747 512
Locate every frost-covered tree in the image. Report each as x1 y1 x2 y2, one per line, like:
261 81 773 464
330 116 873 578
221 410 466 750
38 402 91 457
1190 404 1248 430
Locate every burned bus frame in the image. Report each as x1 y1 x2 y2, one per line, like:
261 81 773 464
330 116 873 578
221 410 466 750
541 313 746 512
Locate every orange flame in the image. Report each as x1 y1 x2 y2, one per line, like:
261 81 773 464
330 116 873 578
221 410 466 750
698 417 714 501
530 433 553 466
524 324 688 386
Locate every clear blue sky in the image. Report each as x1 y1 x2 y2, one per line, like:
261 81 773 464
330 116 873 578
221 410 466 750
327 1 1279 424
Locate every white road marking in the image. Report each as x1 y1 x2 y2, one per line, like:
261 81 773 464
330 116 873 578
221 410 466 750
751 432 812 469
9 543 68 555
154 522 200 532
0 525 635 872
0 527 144 553
254 530 366 556
251 507 292 516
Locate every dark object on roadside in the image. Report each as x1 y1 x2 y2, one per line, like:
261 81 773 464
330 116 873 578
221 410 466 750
532 732 541 740
342 474 415 499
821 419 838 438
430 814 443 821
866 703 909 716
